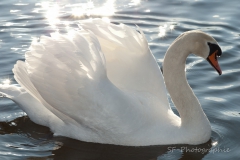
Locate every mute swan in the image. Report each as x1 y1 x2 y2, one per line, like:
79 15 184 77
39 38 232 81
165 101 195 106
0 19 222 146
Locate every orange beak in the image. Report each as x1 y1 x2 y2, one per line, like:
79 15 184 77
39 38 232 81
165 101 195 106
207 50 222 75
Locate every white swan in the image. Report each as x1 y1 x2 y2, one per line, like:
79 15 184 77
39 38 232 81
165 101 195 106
0 19 222 146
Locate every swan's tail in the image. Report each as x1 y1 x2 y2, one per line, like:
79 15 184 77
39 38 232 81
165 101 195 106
0 84 62 128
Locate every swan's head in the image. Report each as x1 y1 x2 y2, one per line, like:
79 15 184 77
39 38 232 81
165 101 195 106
187 30 222 75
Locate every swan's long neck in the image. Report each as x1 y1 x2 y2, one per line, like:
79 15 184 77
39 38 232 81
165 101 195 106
163 38 210 129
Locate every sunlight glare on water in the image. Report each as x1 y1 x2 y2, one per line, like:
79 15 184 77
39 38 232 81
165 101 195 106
205 97 226 102
129 0 141 6
158 25 166 38
2 79 11 85
45 4 60 28
158 23 176 38
71 0 116 17
212 141 218 147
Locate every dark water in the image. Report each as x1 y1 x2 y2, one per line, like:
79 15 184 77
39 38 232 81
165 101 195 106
0 0 239 159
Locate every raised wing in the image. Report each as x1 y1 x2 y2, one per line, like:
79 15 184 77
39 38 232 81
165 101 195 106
13 19 170 128
81 19 169 105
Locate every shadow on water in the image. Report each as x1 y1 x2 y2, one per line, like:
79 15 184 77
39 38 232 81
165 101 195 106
0 116 213 160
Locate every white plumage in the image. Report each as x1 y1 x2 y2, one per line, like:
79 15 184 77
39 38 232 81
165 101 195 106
0 19 221 146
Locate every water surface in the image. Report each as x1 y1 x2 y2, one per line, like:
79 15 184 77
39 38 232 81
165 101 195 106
0 0 239 159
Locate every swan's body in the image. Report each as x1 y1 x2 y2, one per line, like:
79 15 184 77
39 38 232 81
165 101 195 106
0 19 222 146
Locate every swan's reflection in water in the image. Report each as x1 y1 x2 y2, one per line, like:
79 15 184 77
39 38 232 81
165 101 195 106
51 138 212 160
0 117 212 160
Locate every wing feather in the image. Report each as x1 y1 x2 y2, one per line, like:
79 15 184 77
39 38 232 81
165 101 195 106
80 19 169 108
15 29 108 125
13 19 170 132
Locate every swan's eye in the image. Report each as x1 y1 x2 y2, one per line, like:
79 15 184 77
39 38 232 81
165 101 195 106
207 42 222 58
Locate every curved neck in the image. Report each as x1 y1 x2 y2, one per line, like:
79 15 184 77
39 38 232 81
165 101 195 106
163 39 209 128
